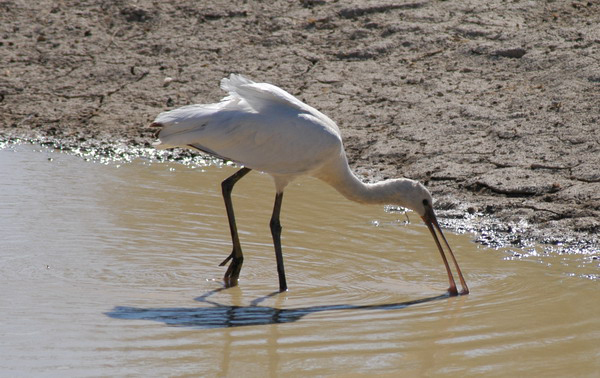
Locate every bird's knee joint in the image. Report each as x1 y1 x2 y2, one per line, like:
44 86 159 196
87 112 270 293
221 180 233 194
270 219 282 233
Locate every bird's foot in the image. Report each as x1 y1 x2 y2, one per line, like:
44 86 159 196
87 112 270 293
223 274 239 288
220 252 243 288
219 252 234 267
447 286 459 297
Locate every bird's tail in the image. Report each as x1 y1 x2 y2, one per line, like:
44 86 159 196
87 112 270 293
149 104 223 149
150 74 253 149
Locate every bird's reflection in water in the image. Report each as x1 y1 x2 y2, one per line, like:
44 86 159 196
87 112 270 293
105 289 449 329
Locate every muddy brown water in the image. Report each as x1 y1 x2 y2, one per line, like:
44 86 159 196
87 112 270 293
1 144 598 376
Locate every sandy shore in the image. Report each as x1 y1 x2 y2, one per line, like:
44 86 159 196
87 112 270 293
1 1 598 252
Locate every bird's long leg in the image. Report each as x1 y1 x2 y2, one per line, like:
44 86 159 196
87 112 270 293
270 192 288 292
219 167 251 288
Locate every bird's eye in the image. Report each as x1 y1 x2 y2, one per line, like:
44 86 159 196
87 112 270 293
422 199 429 206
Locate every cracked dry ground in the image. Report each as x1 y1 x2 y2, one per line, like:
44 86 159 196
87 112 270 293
1 0 599 251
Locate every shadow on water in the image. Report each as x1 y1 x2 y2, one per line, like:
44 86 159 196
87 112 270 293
105 288 450 329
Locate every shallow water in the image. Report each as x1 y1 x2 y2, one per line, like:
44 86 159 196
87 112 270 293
1 144 598 376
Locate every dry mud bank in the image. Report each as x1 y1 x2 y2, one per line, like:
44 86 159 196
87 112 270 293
1 1 599 252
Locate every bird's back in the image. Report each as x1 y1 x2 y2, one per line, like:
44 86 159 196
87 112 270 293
153 75 344 181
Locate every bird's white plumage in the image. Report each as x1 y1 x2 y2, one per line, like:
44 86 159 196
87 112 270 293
151 74 469 295
154 74 343 190
153 74 432 214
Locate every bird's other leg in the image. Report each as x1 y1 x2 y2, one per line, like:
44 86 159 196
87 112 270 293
219 167 251 288
270 192 288 292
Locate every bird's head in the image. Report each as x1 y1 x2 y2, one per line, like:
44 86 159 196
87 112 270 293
390 179 469 296
389 179 433 217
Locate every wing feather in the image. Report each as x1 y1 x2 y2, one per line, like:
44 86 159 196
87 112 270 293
152 74 343 176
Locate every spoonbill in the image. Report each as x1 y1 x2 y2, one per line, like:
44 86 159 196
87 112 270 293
150 74 469 295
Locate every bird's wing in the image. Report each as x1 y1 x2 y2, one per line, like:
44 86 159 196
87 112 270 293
221 74 341 136
152 74 344 176
222 75 306 112
154 106 342 175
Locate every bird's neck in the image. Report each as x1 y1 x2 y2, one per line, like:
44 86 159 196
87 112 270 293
315 155 410 207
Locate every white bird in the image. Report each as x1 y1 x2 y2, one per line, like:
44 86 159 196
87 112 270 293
150 74 469 295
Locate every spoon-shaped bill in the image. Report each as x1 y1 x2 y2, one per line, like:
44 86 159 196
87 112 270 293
421 206 469 296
